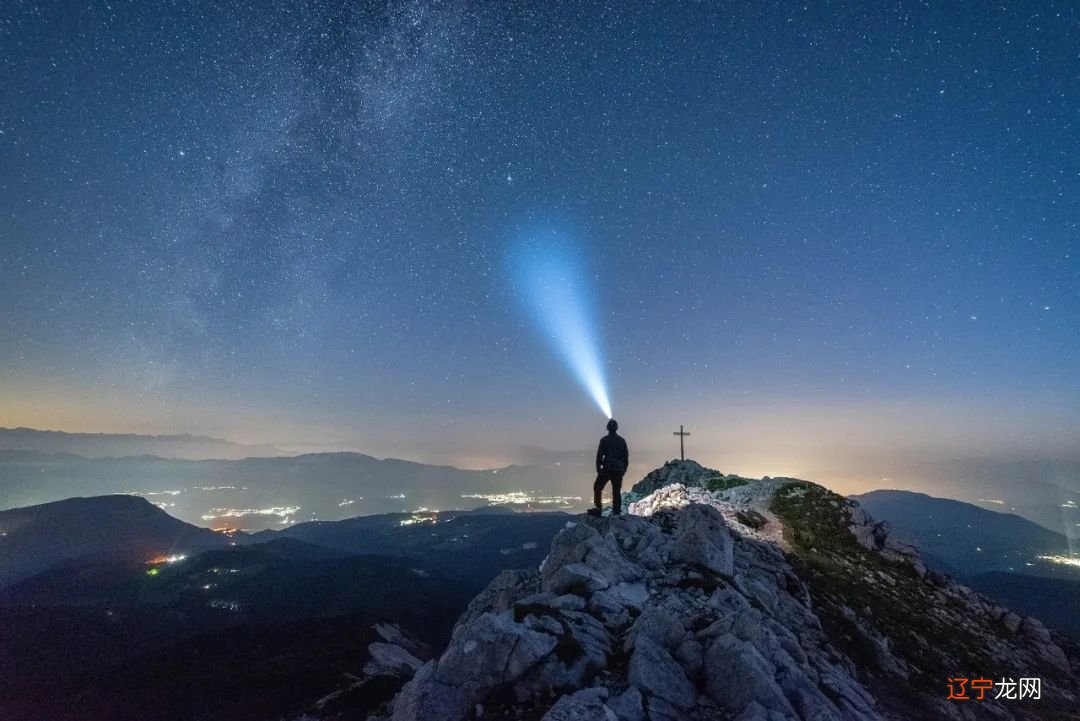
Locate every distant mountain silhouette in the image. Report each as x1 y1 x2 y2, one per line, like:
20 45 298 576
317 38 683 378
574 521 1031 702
0 426 282 460
0 449 586 527
851 489 1072 577
0 495 229 587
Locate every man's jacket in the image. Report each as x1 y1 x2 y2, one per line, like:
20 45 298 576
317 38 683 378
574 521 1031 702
596 433 629 476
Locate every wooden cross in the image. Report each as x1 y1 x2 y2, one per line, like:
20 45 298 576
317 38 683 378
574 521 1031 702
673 424 690 461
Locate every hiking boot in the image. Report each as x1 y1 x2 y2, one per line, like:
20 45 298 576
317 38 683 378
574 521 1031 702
586 507 602 517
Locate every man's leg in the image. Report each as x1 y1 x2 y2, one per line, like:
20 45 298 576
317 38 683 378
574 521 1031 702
611 474 623 515
593 473 607 510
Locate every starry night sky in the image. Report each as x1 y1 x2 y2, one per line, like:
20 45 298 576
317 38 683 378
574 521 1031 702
1 1 1077 493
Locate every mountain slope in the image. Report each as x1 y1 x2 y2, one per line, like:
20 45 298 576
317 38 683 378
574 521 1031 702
964 572 1080 641
371 461 1080 721
0 494 229 586
0 540 469 721
263 510 571 583
851 489 1072 576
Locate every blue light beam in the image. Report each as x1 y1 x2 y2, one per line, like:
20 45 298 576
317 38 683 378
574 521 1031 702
514 231 612 418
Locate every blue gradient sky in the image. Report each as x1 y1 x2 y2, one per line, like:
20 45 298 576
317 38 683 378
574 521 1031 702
1 2 1077 495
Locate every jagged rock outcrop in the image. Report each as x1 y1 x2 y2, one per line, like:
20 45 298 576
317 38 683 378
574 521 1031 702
378 466 1080 721
298 623 433 719
627 459 763 502
629 459 719 497
385 503 880 720
627 482 786 545
364 623 431 677
846 507 926 577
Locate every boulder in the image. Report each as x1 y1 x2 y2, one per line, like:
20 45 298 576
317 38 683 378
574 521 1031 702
703 633 795 716
364 642 424 677
1020 617 1053 644
542 688 617 721
455 569 539 633
627 635 696 711
373 623 430 659
665 503 734 577
588 590 631 627
627 605 687 652
545 562 612 596
606 687 645 721
393 611 558 721
850 524 876 551
606 581 650 610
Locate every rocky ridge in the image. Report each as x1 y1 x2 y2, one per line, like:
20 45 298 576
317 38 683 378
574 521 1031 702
295 624 433 719
376 461 1080 721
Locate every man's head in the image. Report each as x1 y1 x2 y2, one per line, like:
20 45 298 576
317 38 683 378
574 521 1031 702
606 418 618 433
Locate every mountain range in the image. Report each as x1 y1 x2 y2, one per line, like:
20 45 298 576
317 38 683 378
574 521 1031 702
0 447 586 529
851 489 1074 577
0 426 283 460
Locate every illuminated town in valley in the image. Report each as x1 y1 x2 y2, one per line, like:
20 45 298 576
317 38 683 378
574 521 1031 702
460 491 583 508
111 483 592 531
1037 555 1080 570
200 505 302 524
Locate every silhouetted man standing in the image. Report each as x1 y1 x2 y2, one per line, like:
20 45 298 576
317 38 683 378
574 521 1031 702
589 418 629 516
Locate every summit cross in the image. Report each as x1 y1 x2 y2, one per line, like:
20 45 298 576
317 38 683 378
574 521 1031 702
673 424 690 461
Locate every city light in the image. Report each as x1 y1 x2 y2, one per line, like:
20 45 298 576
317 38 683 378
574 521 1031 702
209 599 241 612
1037 554 1080 569
461 491 582 506
200 505 300 522
400 514 438 527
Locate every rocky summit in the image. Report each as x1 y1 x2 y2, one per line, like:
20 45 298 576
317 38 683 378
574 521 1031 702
374 461 1080 721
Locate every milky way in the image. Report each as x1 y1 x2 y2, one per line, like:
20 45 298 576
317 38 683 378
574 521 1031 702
1 2 1077 492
